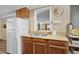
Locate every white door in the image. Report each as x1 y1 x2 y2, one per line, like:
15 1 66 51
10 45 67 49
7 18 17 54
7 29 17 53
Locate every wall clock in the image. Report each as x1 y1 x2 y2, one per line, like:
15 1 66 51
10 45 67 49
54 7 64 16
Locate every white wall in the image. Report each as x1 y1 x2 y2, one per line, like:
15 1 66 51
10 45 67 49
2 19 7 40
0 18 6 40
16 18 30 53
0 19 2 39
30 5 70 33
52 5 70 33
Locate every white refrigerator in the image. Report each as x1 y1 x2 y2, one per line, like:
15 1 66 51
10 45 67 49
7 18 29 54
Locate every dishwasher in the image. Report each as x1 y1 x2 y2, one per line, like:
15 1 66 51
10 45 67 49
68 34 79 54
67 23 79 54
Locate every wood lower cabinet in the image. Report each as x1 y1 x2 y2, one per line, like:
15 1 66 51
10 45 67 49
22 37 33 54
33 38 47 54
48 45 67 54
48 40 69 54
21 36 69 54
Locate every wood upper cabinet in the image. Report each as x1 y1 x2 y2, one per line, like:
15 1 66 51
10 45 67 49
20 7 30 18
16 9 21 17
22 36 33 54
16 7 30 18
32 38 48 54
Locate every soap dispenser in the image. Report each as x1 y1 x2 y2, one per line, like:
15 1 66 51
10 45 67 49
67 23 73 32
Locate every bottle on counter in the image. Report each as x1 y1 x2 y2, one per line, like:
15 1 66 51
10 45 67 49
38 22 40 30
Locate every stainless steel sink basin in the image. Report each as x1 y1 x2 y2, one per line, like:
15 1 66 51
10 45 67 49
31 34 48 37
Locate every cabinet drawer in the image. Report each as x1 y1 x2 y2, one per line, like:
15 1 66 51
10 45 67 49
22 38 32 46
23 40 30 44
22 36 31 41
48 40 67 47
33 38 47 43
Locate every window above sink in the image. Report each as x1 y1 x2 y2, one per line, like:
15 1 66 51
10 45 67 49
34 7 52 32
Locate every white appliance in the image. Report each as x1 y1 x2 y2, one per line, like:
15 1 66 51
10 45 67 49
7 18 29 54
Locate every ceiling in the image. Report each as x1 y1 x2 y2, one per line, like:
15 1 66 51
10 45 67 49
0 5 48 17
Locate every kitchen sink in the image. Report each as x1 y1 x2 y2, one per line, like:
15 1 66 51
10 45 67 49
31 34 48 37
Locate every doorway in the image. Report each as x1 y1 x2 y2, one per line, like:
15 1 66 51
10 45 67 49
0 18 7 53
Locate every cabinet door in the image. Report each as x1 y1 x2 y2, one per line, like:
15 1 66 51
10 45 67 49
48 40 69 54
22 37 33 54
16 9 21 18
33 38 47 54
21 8 30 18
49 45 67 54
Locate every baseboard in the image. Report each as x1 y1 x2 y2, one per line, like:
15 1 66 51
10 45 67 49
0 39 3 40
0 39 6 41
6 52 11 54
